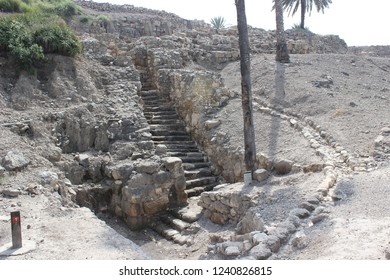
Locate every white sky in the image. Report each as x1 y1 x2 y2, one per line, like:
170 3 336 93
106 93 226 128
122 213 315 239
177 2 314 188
92 0 390 46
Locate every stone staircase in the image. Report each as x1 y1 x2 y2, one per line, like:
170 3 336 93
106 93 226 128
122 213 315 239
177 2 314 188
140 89 220 245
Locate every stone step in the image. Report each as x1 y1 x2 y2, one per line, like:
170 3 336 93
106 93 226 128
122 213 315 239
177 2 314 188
149 124 186 130
167 147 200 153
169 198 203 223
180 156 207 163
144 114 179 120
182 162 211 170
152 135 193 142
186 176 218 189
149 119 184 125
150 130 188 136
145 114 179 120
140 90 159 97
184 168 213 180
168 152 204 158
160 214 191 232
185 183 218 197
150 221 191 245
143 107 176 113
156 141 197 146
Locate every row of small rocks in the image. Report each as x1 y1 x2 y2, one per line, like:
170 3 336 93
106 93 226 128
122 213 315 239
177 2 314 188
205 168 338 259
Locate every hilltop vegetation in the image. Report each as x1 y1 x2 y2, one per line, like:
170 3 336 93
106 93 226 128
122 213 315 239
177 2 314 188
0 0 81 69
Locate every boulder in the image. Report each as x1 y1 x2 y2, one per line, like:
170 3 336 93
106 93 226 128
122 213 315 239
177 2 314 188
39 171 59 185
274 159 293 175
249 243 272 260
2 150 30 171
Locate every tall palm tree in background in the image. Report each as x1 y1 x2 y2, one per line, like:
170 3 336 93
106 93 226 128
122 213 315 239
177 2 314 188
281 0 332 29
274 0 290 63
235 0 257 172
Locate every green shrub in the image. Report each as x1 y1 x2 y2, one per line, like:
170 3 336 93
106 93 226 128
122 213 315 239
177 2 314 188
34 24 81 56
0 0 23 12
0 18 44 66
0 12 81 69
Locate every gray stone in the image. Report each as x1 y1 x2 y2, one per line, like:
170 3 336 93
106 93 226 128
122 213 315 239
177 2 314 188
205 119 221 130
76 154 90 167
291 231 309 249
225 246 241 256
110 162 134 180
290 208 311 219
39 145 62 162
39 171 59 185
269 226 290 243
274 159 293 175
249 243 272 260
266 235 281 253
381 127 390 136
280 221 297 233
135 161 160 174
252 232 268 245
2 189 21 197
2 150 30 171
385 246 390 260
155 144 167 155
311 214 328 224
299 201 315 212
253 169 269 182
163 157 182 172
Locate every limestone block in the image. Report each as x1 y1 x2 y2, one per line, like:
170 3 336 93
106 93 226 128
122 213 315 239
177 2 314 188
163 157 182 172
253 169 269 182
155 144 167 155
135 160 160 174
143 196 169 215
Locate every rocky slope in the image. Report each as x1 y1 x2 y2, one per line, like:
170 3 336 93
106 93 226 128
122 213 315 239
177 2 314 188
1 0 390 260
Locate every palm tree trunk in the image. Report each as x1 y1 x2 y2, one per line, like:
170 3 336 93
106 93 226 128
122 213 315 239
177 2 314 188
275 0 290 63
300 0 306 29
235 0 256 172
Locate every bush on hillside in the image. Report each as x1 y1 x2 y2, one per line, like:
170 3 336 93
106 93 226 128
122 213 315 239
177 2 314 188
0 13 81 68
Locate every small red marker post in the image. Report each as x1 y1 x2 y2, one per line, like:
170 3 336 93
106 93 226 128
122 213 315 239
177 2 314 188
11 211 22 249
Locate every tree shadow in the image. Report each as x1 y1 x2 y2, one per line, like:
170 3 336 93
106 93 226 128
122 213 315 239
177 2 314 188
268 62 286 159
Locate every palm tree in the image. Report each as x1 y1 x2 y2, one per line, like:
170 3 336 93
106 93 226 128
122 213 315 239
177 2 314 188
274 0 290 63
210 16 226 32
235 0 257 173
280 0 332 29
